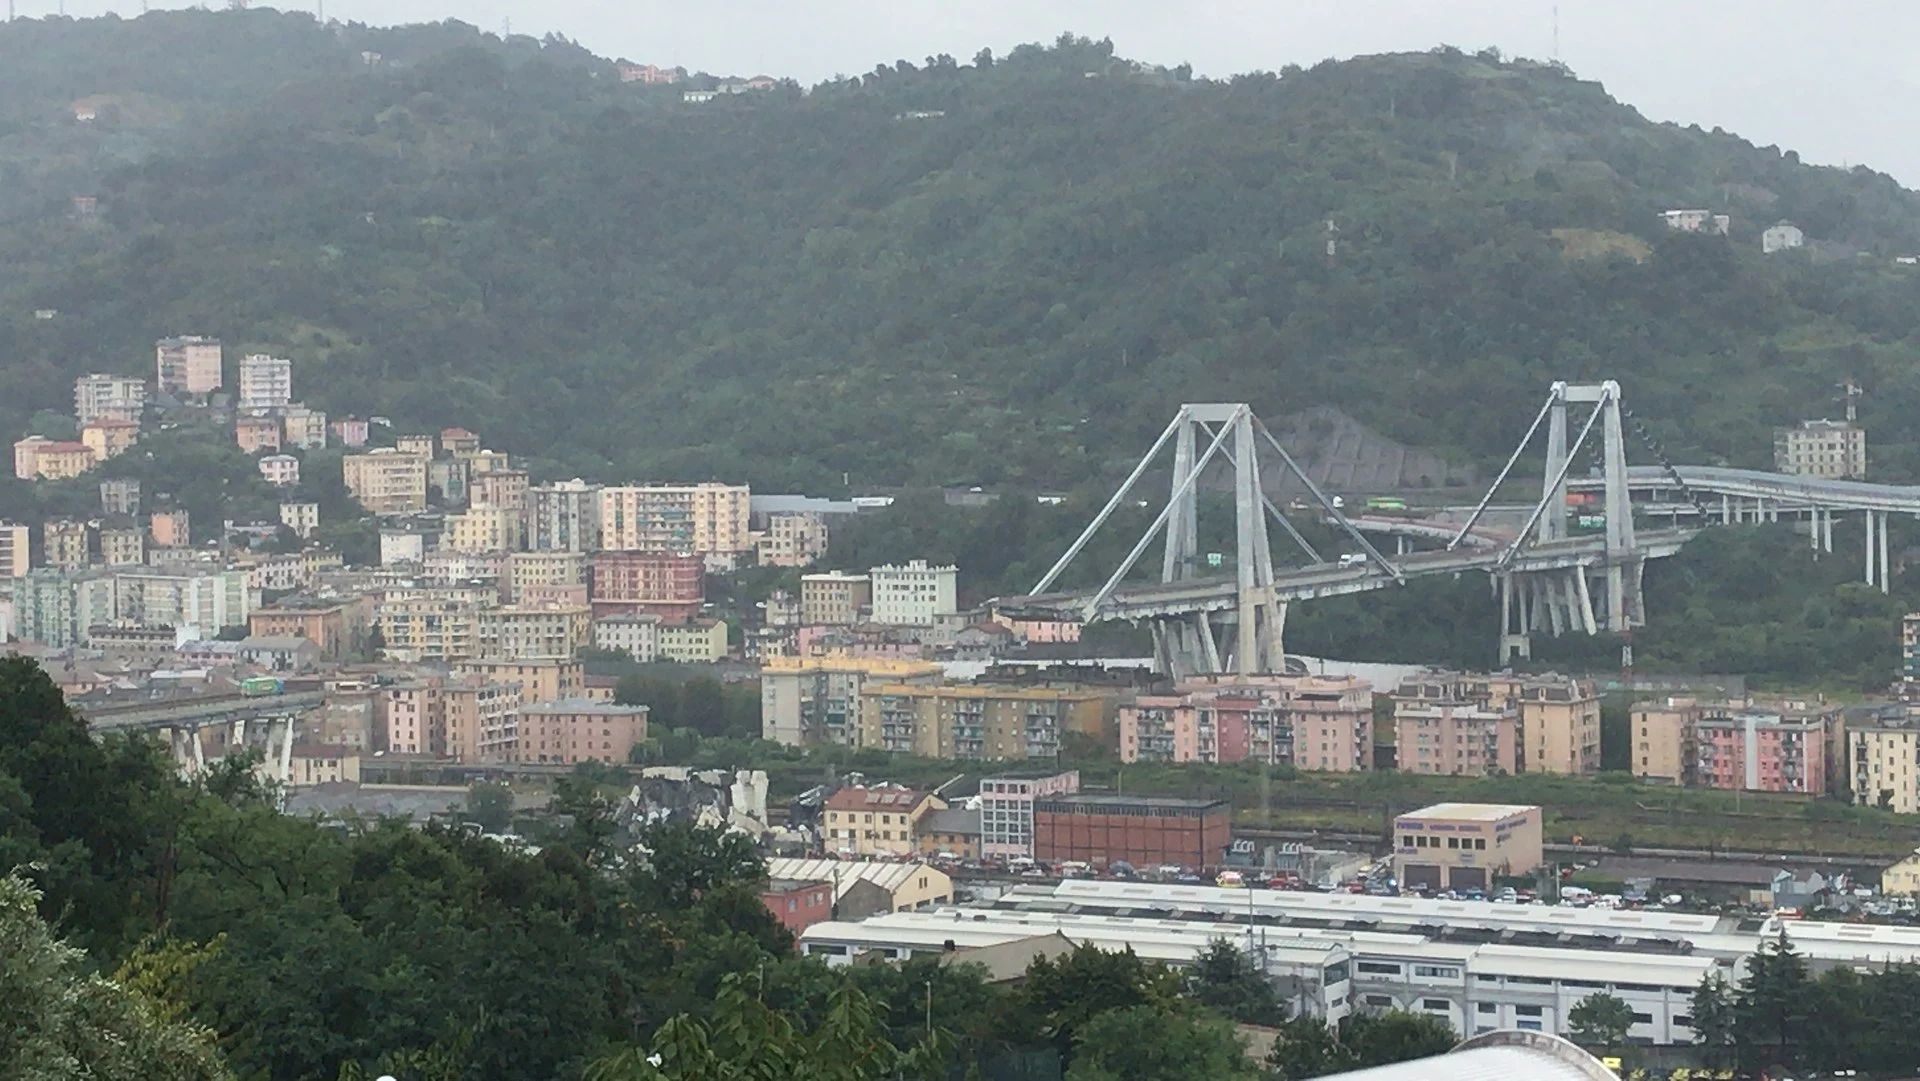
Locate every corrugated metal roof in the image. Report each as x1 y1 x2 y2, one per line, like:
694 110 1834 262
1325 1032 1613 1080
767 857 948 902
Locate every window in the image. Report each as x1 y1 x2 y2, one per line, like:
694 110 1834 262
1363 994 1393 1008
1413 965 1460 979
1357 962 1402 975
1474 838 1486 849
1517 1020 1542 1032
1674 1015 1694 1029
1476 1003 1495 1014
1514 1006 1543 1018
1632 1013 1652 1024
1422 999 1450 1012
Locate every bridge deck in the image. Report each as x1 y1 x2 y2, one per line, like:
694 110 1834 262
81 691 328 732
1572 466 1920 513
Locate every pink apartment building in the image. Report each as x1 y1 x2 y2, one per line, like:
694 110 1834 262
1117 675 1374 770
1392 672 1520 776
1691 709 1828 795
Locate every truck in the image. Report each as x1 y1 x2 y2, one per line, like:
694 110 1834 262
240 676 284 697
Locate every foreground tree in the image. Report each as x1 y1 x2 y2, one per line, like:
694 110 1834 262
0 870 230 1081
1567 992 1636 1053
1063 1005 1257 1081
1737 930 1811 1071
1691 972 1736 1070
1187 939 1287 1026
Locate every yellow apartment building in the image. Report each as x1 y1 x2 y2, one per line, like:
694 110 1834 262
476 604 591 660
857 683 1114 761
598 482 751 555
454 658 585 706
343 448 430 513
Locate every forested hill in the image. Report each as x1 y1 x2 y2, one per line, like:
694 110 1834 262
3 16 1920 492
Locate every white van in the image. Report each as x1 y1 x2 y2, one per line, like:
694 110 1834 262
1338 553 1368 568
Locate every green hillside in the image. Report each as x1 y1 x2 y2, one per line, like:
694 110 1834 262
1 19 1918 495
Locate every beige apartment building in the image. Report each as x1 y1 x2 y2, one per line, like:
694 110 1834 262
379 680 443 754
760 655 944 746
598 483 751 555
343 448 430 514
454 658 585 706
248 598 369 659
446 505 524 554
442 680 520 763
155 335 222 396
755 511 829 567
823 784 946 859
476 605 591 660
1847 711 1920 814
42 519 91 569
374 590 486 661
1493 672 1601 775
1774 419 1866 480
81 419 139 462
150 509 190 548
15 438 96 480
471 469 530 512
800 571 871 626
1394 670 1599 777
281 405 327 450
505 550 587 603
73 373 146 425
657 617 729 662
857 683 1113 761
99 526 145 567
514 699 648 765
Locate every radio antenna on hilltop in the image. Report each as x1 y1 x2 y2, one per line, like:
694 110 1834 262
1553 6 1561 62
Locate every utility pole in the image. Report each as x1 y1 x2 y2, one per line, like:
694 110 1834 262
1837 378 1862 423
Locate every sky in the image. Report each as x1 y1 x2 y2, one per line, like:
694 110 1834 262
16 0 1920 186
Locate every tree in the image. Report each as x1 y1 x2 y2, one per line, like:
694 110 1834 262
1567 992 1636 1052
1736 930 1812 1070
0 870 231 1081
1010 944 1183 1065
1064 1005 1256 1081
1265 1017 1354 1081
464 782 515 834
1341 1011 1455 1070
1187 939 1286 1026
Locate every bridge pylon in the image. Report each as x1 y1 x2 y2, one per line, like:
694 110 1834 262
1026 403 1393 678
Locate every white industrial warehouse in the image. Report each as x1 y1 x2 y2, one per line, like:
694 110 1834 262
800 879 1920 1046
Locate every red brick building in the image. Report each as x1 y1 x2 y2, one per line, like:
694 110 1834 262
589 550 704 622
1032 794 1231 872
760 878 835 937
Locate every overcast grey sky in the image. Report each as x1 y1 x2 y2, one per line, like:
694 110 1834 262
24 0 1920 185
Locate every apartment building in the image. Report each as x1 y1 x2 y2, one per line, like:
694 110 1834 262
344 449 430 514
281 405 327 450
99 526 145 567
379 680 443 754
593 613 660 662
1847 710 1920 813
589 550 704 621
441 680 519 763
111 569 250 638
760 656 945 746
258 454 300 487
1627 698 1694 784
155 335 222 396
0 522 27 578
150 509 190 548
869 560 957 626
1494 673 1601 775
476 604 591 660
237 353 293 411
439 427 481 456
1774 419 1866 480
73 374 146 424
800 571 870 625
280 501 320 539
235 416 282 454
395 434 436 457
429 458 469 507
1392 673 1520 777
506 550 587 603
857 683 1113 761
470 469 529 512
80 419 139 463
823 784 946 858
453 658 585 706
331 418 370 447
526 479 602 552
374 590 485 661
979 770 1081 860
15 438 95 480
657 617 728 662
1693 709 1828 795
445 505 523 554
42 519 90 569
598 483 751 556
100 477 140 516
1118 674 1374 770
248 598 368 659
514 699 648 765
754 511 829 567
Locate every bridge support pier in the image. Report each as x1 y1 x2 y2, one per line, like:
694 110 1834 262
1867 511 1889 592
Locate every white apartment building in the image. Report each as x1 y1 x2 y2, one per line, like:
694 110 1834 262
1774 419 1866 480
73 374 147 424
111 569 251 639
155 335 223 396
237 354 293 411
258 454 300 487
593 613 661 662
0 522 28 578
868 560 957 626
280 501 320 539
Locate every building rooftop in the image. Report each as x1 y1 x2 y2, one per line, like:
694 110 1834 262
1036 793 1229 812
767 857 949 902
1399 802 1538 822
825 784 931 812
517 698 647 716
918 807 981 837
